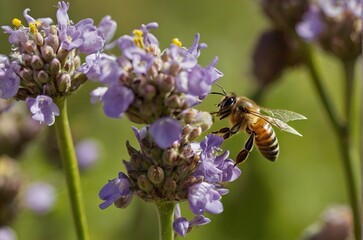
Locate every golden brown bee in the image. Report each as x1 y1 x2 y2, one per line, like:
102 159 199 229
212 91 306 166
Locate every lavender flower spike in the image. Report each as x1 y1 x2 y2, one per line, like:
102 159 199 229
26 95 60 126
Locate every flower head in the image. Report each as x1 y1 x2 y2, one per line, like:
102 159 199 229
0 1 113 125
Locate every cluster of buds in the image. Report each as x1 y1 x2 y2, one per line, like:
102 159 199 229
0 2 116 125
296 0 362 60
81 22 222 148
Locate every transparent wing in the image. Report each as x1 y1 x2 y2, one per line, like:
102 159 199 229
247 107 306 137
259 107 307 122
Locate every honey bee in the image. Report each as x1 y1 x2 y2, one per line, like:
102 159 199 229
212 89 306 166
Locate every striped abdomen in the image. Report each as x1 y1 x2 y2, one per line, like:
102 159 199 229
250 118 279 161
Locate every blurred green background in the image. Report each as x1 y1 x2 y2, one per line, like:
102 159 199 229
0 0 360 239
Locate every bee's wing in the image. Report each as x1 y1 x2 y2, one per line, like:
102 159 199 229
264 116 303 136
248 107 306 136
260 107 307 122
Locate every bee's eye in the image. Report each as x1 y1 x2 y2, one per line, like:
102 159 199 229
224 97 235 108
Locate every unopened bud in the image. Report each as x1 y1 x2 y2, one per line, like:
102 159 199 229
163 177 177 192
49 25 58 35
49 58 61 77
71 73 87 91
189 127 202 141
63 59 74 72
182 124 193 137
44 83 57 96
34 32 44 46
73 56 81 69
142 84 157 101
165 94 181 109
34 70 49 84
45 34 60 53
19 69 33 82
24 42 35 54
14 88 29 101
158 75 174 92
31 55 44 70
41 46 55 63
181 108 198 124
56 74 71 93
22 54 32 67
147 166 165 184
114 194 133 209
137 175 153 192
162 148 178 165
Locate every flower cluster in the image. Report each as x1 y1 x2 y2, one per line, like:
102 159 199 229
99 129 241 237
80 22 222 148
94 23 241 237
0 2 116 125
296 0 362 60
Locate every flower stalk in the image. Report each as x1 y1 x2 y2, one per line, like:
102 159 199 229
54 97 90 240
296 38 361 240
155 201 176 240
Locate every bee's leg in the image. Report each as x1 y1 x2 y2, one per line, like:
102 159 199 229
234 132 255 167
212 121 243 139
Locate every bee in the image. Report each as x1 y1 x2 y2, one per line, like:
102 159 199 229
212 89 306 166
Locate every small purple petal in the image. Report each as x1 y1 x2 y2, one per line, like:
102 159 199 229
188 182 223 215
98 16 117 43
149 117 182 149
296 6 324 41
189 215 211 227
102 84 134 118
0 66 20 99
173 217 189 237
90 87 108 104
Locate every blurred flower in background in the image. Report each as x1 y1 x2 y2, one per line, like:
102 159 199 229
302 205 353 240
0 226 17 240
75 139 101 170
24 181 56 215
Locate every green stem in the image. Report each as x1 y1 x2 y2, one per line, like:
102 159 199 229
341 59 361 240
297 40 360 239
155 201 176 240
54 98 90 240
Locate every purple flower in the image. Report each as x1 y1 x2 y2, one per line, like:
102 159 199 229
99 172 133 209
194 134 241 183
76 139 101 170
26 95 60 126
173 203 211 237
0 57 20 99
97 16 117 43
296 6 324 41
188 182 223 215
176 57 222 99
149 117 182 149
25 182 56 214
102 84 134 118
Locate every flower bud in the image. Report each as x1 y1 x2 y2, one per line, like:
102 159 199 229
31 55 44 70
34 32 44 46
24 41 36 54
56 73 71 93
49 58 61 77
141 84 157 101
158 75 174 92
165 94 182 109
163 177 177 192
22 54 32 67
114 194 133 209
19 68 33 82
49 25 58 35
137 175 153 192
188 127 202 141
45 34 60 53
162 148 178 165
14 88 29 101
147 165 165 184
73 56 81 69
64 58 74 72
180 108 198 124
44 82 57 96
34 70 50 84
41 45 55 63
71 73 87 91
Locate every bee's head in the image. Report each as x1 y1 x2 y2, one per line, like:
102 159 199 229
210 84 236 120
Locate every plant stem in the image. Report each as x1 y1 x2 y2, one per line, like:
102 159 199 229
341 59 361 240
155 201 175 240
297 39 360 239
54 97 90 240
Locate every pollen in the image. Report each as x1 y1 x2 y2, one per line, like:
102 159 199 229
172 38 182 47
29 23 37 34
12 18 22 28
133 29 145 49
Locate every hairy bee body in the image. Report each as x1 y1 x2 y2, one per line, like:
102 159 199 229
212 93 305 165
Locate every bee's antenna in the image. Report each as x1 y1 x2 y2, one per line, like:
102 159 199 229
211 83 227 96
